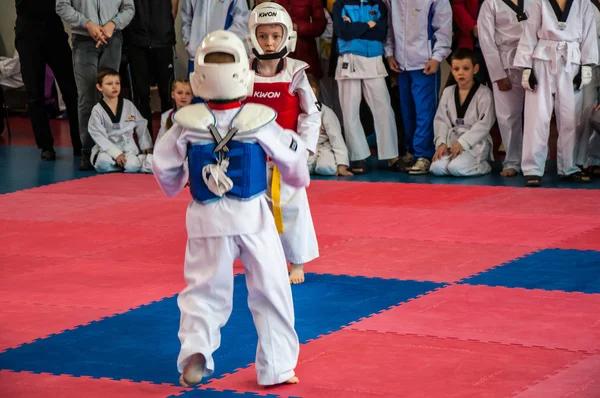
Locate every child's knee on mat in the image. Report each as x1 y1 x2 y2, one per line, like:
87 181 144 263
94 152 117 173
124 154 143 173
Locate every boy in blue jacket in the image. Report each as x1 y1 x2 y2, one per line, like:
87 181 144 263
332 0 400 174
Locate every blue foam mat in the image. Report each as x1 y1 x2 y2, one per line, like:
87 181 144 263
460 249 600 293
0 273 443 385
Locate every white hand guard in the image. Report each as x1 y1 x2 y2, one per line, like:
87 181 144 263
521 68 537 91
579 65 593 90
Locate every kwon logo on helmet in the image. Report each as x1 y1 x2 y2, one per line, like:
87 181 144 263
258 12 278 18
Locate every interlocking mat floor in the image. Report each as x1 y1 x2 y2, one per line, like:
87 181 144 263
1 174 599 397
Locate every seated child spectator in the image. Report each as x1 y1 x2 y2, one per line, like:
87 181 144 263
306 74 352 176
156 79 194 142
89 68 153 173
430 49 496 177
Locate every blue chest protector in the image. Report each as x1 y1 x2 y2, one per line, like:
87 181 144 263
174 103 276 204
187 141 267 203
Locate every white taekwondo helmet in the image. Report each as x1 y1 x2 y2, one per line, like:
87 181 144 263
247 2 297 60
190 30 254 101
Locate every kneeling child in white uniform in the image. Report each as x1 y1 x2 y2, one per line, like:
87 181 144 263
431 49 496 177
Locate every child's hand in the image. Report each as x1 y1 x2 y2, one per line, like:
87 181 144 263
115 154 127 168
336 165 354 176
423 59 440 75
595 104 600 112
143 148 153 155
367 21 376 28
387 56 401 73
433 144 448 162
496 77 512 92
450 142 463 159
342 16 352 23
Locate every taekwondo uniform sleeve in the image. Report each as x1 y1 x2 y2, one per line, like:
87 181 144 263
430 0 453 63
322 105 349 166
384 0 395 57
156 110 171 142
88 105 123 159
434 88 454 148
152 123 189 197
513 0 541 69
255 123 311 189
458 89 496 150
478 1 509 83
226 0 250 40
291 71 321 154
130 101 153 150
581 0 599 66
181 0 193 48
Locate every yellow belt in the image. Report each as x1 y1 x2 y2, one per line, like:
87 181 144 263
271 166 284 234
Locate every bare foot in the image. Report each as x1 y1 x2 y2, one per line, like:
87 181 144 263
285 375 300 384
179 353 206 387
289 264 305 284
500 168 518 177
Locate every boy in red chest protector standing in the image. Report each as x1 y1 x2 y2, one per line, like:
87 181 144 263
244 2 320 284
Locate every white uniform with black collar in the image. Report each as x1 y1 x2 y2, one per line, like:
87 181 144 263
88 98 154 173
430 83 496 176
513 0 598 177
152 103 307 386
308 103 350 175
478 0 532 173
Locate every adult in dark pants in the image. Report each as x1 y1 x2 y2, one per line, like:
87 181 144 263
124 0 178 135
14 0 82 160
56 0 135 170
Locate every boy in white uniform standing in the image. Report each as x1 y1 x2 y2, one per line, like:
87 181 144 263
478 0 532 177
514 0 598 186
152 30 305 388
386 0 453 174
332 0 400 174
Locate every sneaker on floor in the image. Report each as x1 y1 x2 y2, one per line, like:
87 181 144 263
78 153 94 171
41 149 56 161
399 152 415 171
408 157 431 175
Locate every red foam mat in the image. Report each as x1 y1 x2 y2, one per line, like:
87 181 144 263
0 192 128 222
308 181 501 209
515 355 600 397
0 370 186 398
452 188 600 216
312 237 535 282
0 258 183 310
0 221 183 258
554 225 600 251
407 210 600 247
348 284 600 353
0 303 118 352
204 330 586 397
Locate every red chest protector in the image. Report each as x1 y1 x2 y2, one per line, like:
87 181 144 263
244 58 308 132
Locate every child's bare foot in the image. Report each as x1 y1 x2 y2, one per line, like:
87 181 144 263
500 168 518 177
289 263 305 284
179 353 206 387
284 375 299 384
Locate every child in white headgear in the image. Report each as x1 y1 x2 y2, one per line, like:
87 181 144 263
152 29 306 388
